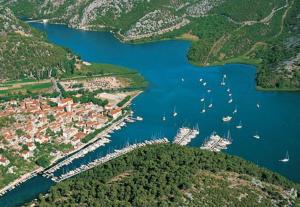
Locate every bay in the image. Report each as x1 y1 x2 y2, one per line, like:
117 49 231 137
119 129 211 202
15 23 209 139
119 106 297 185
0 23 299 206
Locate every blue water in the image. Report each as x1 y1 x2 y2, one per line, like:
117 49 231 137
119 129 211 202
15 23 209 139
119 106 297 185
1 23 300 206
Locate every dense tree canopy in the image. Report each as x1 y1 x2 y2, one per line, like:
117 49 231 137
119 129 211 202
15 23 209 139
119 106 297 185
29 144 300 207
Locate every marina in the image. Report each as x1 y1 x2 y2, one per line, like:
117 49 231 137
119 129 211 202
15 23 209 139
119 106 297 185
42 114 134 177
173 127 200 145
0 113 133 197
51 138 169 182
42 138 111 177
1 22 300 207
200 131 232 152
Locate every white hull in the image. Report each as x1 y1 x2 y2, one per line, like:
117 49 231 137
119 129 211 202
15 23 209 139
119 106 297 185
279 159 289 162
222 116 232 122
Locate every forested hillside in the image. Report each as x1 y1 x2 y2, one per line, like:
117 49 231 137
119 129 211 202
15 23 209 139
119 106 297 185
28 144 299 207
2 0 299 90
0 6 75 80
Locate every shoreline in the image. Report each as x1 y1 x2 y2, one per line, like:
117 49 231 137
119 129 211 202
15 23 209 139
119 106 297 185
53 138 169 182
0 167 44 196
27 21 299 92
0 91 142 197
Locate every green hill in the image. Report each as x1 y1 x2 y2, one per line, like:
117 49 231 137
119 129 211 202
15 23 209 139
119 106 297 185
29 144 299 207
1 0 299 90
0 6 75 80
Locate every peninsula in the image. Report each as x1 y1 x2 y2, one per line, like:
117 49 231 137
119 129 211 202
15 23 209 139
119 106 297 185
28 144 300 206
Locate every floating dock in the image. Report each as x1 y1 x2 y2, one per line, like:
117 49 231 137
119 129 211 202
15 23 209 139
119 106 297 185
200 131 232 152
173 127 199 145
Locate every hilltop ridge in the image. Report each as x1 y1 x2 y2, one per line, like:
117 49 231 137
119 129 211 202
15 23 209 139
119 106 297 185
2 0 299 90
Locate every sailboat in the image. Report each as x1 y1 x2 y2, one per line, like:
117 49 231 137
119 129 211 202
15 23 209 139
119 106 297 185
253 132 260 139
279 151 289 162
223 74 227 79
201 103 206 113
256 103 260 108
162 114 166 121
236 121 242 129
220 76 226 86
200 95 205 102
208 99 213 108
233 105 237 114
173 107 177 117
226 129 232 143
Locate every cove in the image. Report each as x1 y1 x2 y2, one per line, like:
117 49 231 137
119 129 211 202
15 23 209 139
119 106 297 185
0 23 300 207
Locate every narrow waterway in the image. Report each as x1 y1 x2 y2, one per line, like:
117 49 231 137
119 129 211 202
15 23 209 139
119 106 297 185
0 23 299 206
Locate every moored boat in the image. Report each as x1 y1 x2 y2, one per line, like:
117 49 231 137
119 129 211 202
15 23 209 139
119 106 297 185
222 116 232 122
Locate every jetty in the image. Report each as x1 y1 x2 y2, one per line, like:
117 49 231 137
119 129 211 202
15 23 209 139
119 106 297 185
51 138 169 182
200 131 232 152
173 126 199 145
42 112 133 178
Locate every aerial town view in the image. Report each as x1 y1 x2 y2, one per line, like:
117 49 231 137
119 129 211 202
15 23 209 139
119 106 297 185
0 0 300 206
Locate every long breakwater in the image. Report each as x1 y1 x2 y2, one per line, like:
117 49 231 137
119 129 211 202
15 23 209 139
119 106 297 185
51 138 169 182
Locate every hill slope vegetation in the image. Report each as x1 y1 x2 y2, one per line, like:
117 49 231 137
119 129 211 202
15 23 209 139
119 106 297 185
0 6 75 80
2 0 300 90
29 144 299 207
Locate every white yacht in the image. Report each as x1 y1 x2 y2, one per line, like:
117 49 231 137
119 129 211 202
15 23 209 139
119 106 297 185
279 151 289 162
228 98 233 103
181 78 185 82
227 88 231 92
173 107 178 117
233 106 237 114
236 121 242 129
200 96 205 102
256 103 260 108
201 103 206 113
203 82 207 86
253 133 260 139
136 116 143 121
162 115 166 121
199 78 203 82
222 116 232 122
207 89 212 93
208 99 213 108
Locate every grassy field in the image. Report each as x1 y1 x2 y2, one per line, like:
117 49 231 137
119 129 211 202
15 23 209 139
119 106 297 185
0 81 53 95
62 63 147 90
